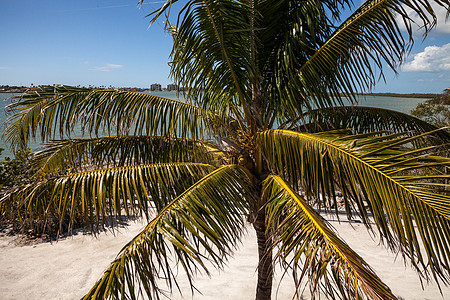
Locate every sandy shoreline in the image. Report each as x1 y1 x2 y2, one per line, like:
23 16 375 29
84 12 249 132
0 218 448 300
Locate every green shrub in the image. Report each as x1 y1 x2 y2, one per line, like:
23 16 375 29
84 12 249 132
411 101 450 128
0 148 34 189
0 148 79 238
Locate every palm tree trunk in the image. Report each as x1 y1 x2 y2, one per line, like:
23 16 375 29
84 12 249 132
253 210 273 300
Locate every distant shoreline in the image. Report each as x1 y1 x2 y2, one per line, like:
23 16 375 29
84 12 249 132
0 86 438 99
354 92 437 99
0 88 26 93
0 86 150 93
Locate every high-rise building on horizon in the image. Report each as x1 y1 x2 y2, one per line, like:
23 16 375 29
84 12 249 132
167 83 177 91
150 83 162 91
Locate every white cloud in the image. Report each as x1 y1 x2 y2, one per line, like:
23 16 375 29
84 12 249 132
397 4 450 35
91 63 125 72
402 43 450 72
434 6 450 34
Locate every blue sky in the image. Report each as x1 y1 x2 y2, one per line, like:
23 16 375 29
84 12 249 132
0 0 449 93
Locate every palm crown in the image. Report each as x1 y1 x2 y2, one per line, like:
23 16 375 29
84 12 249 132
2 0 450 299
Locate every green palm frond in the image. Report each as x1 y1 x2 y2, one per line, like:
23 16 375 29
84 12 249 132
167 0 252 124
259 129 450 283
289 106 450 143
286 0 447 112
256 0 349 119
81 165 252 300
264 175 397 300
5 85 235 152
0 162 215 233
31 135 218 176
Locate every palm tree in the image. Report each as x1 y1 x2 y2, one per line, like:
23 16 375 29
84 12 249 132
2 0 450 299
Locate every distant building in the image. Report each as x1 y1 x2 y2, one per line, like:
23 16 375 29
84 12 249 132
167 84 178 91
150 83 162 91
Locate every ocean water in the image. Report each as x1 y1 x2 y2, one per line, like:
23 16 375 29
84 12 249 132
0 92 429 159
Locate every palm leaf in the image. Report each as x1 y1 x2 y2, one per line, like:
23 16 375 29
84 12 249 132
258 129 450 284
0 162 215 233
5 85 234 152
264 175 397 300
167 0 252 125
289 106 450 144
31 135 218 176
144 0 179 23
288 0 448 110
255 0 350 121
81 165 252 300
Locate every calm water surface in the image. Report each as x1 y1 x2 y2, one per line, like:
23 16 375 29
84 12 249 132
0 92 429 159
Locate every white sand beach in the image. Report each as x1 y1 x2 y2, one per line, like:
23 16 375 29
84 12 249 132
0 218 448 300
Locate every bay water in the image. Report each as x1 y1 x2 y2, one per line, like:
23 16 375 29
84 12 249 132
0 92 429 159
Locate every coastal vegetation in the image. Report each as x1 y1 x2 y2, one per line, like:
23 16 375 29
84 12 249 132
0 148 33 191
0 148 63 237
1 0 450 300
411 89 450 127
